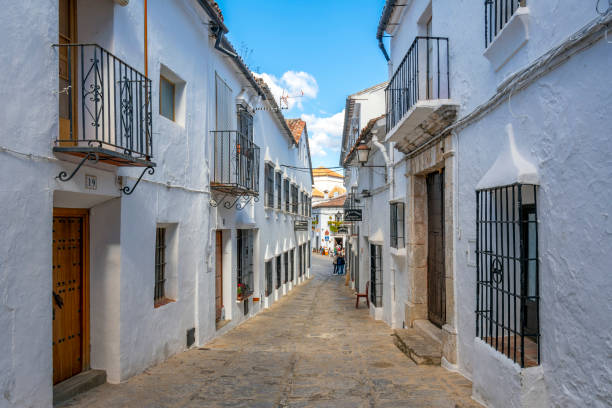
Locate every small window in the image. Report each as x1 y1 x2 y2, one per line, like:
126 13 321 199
276 172 282 210
265 260 273 297
291 185 299 214
290 249 295 281
160 76 175 121
485 0 526 48
370 244 383 307
276 255 282 289
390 202 405 248
284 179 290 212
237 229 254 296
265 164 275 208
283 252 289 283
154 227 167 303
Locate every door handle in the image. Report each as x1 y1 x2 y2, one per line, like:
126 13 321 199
53 291 64 309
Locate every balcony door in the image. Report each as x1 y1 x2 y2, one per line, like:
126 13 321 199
59 0 78 142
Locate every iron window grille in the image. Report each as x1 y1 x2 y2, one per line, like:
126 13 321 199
265 260 273 297
284 179 290 212
476 183 540 367
290 249 295 281
308 242 311 268
370 244 383 307
265 163 275 207
154 227 166 302
284 252 289 283
276 172 282 210
485 0 526 48
53 44 154 166
291 185 299 214
237 229 254 295
390 202 405 248
276 255 282 289
385 36 450 133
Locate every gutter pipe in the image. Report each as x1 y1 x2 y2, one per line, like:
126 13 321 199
376 0 397 61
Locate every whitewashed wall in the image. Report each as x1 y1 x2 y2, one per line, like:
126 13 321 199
388 1 612 407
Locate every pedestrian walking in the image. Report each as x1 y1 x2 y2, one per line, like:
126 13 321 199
337 253 345 275
332 254 338 274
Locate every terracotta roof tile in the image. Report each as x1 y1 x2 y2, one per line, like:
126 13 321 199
312 166 343 179
312 188 324 198
286 119 306 144
208 0 224 22
312 195 347 208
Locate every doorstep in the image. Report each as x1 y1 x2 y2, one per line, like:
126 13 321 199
393 320 442 365
53 369 106 405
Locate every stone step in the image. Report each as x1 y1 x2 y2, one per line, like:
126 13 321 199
53 369 106 405
393 327 442 365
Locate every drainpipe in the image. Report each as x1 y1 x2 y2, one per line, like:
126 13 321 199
376 0 397 62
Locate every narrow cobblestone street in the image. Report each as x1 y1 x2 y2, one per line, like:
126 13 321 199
60 255 480 408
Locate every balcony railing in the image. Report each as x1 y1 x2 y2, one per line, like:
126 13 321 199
211 130 260 196
485 0 526 48
385 36 450 132
53 44 153 166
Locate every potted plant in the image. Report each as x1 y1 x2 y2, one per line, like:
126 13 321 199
237 283 246 301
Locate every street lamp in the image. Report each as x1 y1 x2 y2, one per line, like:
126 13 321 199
356 140 371 165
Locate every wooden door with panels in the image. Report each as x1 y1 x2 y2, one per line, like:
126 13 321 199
52 208 89 385
426 170 446 328
215 230 223 322
59 0 78 144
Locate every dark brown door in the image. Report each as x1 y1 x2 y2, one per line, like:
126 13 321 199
53 209 88 384
215 231 223 322
427 171 446 327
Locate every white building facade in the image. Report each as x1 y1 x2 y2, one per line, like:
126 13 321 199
0 1 312 406
342 1 612 407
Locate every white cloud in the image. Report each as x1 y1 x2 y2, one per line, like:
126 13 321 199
301 110 345 158
255 71 318 110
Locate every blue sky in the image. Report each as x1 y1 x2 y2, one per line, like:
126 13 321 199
217 0 388 169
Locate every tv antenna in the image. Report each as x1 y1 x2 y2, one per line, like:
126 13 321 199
279 90 304 110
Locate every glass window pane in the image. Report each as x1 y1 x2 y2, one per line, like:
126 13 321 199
160 77 174 121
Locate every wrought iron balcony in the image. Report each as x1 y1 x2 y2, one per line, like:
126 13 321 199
211 130 260 196
485 0 526 48
386 36 450 133
385 37 458 153
53 43 154 168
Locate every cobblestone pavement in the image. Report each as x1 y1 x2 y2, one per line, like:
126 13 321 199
60 254 481 408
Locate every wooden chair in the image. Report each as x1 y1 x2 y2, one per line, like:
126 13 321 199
355 281 370 309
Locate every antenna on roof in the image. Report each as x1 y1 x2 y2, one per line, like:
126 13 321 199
279 90 304 110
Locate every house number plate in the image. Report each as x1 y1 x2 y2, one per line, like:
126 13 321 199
85 174 97 190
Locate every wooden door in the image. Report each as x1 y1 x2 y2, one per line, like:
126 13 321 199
427 171 446 327
59 0 77 143
53 209 89 384
215 231 223 322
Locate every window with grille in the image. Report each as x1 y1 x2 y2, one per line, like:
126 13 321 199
485 0 526 48
298 245 303 277
265 260 273 297
265 163 274 208
290 249 295 280
283 252 289 283
276 172 282 210
276 255 281 289
154 227 166 303
370 244 383 307
284 179 290 212
307 242 311 268
291 185 299 214
237 229 254 295
390 202 405 248
476 183 539 367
